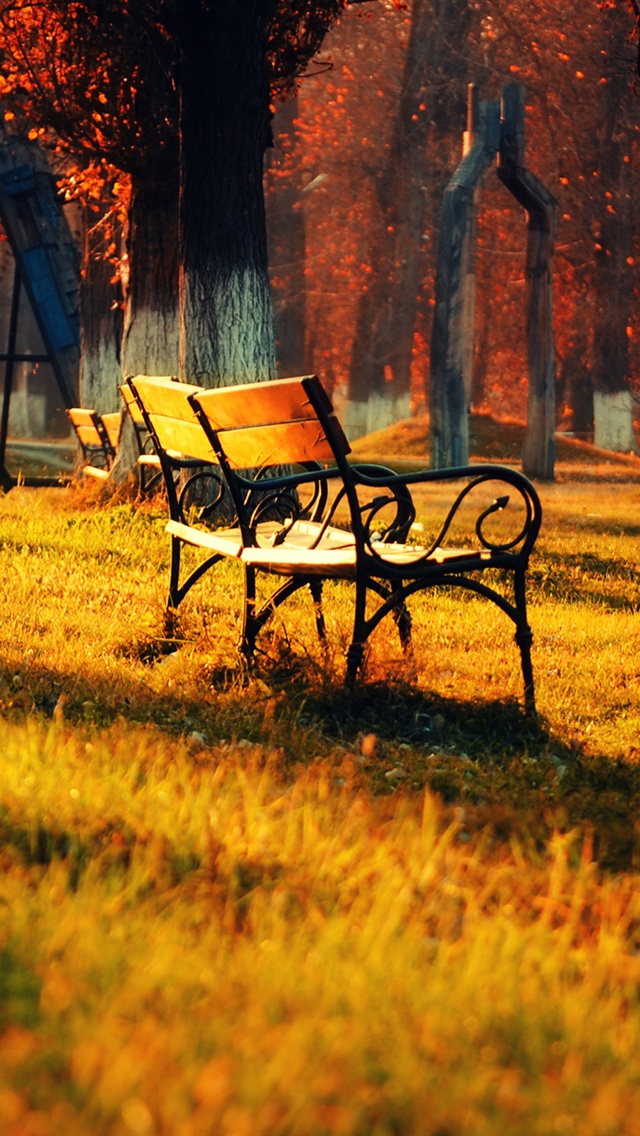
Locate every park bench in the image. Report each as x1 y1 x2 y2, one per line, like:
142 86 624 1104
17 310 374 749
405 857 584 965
127 373 542 710
66 407 121 480
67 387 162 491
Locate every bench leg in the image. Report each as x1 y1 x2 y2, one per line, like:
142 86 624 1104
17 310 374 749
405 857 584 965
363 578 413 654
240 567 260 661
167 533 181 613
346 641 365 681
514 568 536 713
346 577 368 681
308 578 326 642
164 606 178 638
389 581 412 651
345 577 413 680
515 624 535 713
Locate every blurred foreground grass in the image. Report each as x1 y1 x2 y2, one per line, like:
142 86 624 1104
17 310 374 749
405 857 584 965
0 443 639 1134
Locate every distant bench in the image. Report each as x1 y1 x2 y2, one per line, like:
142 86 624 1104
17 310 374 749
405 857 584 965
127 373 542 710
66 407 120 480
67 384 163 491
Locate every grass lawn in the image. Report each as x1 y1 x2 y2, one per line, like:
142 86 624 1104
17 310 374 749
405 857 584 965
0 416 639 1135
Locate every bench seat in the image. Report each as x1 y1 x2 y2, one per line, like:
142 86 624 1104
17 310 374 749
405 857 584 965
166 517 356 561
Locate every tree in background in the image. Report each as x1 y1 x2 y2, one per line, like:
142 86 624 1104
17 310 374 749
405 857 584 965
347 0 477 437
275 0 640 453
1 0 639 456
481 0 639 452
0 0 353 404
590 0 638 451
0 0 180 409
265 93 308 377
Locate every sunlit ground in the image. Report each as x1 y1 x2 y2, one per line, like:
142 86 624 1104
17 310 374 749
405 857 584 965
0 426 639 1134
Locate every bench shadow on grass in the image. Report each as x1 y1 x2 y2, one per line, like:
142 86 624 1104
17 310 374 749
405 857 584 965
531 550 640 610
206 657 640 872
5 648 640 873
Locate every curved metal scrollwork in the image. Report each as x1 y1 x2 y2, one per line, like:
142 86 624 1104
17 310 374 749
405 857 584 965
178 470 226 525
247 462 330 547
474 489 531 551
359 471 536 564
355 464 416 545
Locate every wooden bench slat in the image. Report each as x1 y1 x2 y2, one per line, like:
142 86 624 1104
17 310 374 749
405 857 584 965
120 381 149 424
166 518 355 560
101 412 121 448
212 418 338 469
67 407 115 478
83 466 110 481
166 520 245 558
128 376 203 418
192 375 333 430
72 424 105 446
68 408 100 429
146 415 217 464
239 542 492 574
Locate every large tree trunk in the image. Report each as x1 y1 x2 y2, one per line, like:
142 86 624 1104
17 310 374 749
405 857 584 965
346 0 433 438
178 0 276 386
110 167 180 483
121 175 180 379
498 83 557 481
591 5 638 454
558 335 593 438
591 154 636 452
347 0 473 440
79 204 123 413
265 94 307 377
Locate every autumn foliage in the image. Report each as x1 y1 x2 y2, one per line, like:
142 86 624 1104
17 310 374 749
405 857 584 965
0 0 638 435
267 0 640 437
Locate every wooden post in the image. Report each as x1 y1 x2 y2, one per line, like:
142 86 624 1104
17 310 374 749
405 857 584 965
429 85 500 469
497 82 557 481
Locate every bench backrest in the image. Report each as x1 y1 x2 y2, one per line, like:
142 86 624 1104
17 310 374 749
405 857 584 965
101 412 121 450
189 375 350 470
127 375 214 463
120 382 147 427
67 407 115 462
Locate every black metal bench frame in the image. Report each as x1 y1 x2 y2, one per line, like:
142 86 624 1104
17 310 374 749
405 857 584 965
128 374 542 711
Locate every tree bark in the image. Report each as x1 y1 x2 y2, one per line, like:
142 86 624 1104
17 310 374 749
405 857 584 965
79 204 123 413
121 173 180 379
347 0 433 435
558 336 593 437
498 83 557 481
111 166 180 483
347 0 475 440
178 0 276 387
429 90 500 469
591 13 638 453
265 94 307 377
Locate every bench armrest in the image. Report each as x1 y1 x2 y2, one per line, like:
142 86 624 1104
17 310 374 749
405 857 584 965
350 462 542 559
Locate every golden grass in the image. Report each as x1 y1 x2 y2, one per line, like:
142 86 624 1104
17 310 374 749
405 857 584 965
0 451 639 1134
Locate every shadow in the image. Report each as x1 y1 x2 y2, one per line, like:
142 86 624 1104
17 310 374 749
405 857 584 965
4 652 640 874
559 518 640 539
530 550 639 611
267 673 542 753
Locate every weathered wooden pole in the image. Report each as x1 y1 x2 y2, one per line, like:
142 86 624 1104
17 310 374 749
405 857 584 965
429 85 500 469
497 82 557 481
